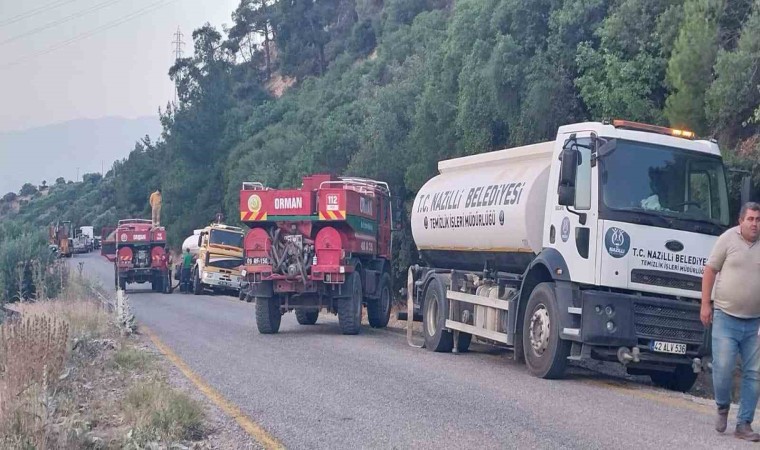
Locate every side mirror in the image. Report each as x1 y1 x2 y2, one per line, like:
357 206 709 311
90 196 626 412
558 145 579 206
197 234 203 247
741 175 752 206
204 251 210 265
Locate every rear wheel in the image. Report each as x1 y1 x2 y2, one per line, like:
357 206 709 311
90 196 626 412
255 296 281 334
295 309 319 325
522 282 570 379
338 272 362 335
423 276 453 352
118 278 127 291
649 365 698 392
367 272 392 328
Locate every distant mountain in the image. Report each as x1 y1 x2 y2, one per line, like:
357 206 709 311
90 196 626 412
0 116 161 194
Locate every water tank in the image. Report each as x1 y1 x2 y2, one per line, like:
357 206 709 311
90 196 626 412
411 142 553 273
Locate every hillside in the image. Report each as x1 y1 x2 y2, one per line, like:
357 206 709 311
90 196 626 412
0 116 161 194
2 0 760 284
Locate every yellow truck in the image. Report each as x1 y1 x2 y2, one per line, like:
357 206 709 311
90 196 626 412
186 224 245 296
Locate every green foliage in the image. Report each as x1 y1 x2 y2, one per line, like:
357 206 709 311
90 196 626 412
0 225 61 302
19 183 37 197
4 0 760 291
706 0 760 141
664 0 723 133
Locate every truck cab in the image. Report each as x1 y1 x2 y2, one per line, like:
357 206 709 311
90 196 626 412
544 121 727 385
191 224 245 296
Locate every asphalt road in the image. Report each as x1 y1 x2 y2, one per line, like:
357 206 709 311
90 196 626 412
73 252 752 449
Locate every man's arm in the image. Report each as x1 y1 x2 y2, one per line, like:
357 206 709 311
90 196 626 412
701 265 718 326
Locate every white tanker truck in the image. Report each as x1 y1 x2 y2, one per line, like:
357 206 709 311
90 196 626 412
407 119 747 392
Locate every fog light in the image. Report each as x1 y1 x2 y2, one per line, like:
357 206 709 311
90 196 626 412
606 321 616 333
595 305 602 314
605 305 614 316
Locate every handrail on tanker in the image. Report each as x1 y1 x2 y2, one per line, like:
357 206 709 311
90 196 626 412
318 177 391 197
242 181 267 190
118 219 153 226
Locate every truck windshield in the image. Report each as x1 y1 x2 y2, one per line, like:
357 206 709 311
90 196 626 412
209 229 243 248
600 139 729 232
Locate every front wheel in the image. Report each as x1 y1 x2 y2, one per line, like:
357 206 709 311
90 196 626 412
192 269 203 295
522 282 570 379
255 296 281 334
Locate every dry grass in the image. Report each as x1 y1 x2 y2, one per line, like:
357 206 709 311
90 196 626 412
123 381 205 446
0 279 208 448
111 346 153 371
0 315 69 449
0 279 112 448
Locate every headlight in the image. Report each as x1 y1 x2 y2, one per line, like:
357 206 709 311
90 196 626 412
203 272 211 279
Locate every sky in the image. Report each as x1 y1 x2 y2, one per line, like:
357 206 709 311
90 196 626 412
0 0 240 133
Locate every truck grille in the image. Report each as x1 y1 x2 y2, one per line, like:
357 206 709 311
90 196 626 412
630 269 701 292
633 301 704 344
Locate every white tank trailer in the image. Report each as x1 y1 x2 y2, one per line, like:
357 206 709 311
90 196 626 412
406 120 745 392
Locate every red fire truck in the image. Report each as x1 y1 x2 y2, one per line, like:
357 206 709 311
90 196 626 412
240 174 393 334
101 219 171 293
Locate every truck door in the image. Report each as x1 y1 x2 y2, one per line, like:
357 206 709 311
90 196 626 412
547 132 599 285
377 196 391 259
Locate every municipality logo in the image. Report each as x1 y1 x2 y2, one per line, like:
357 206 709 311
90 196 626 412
605 227 630 258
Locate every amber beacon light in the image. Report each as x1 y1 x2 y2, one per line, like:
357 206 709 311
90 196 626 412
610 119 695 139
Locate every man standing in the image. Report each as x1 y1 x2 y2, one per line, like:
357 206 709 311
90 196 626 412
702 202 760 441
149 188 162 227
181 247 193 293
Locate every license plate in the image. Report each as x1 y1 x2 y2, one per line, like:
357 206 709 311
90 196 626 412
651 341 687 355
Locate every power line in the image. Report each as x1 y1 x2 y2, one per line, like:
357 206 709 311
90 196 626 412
0 0 182 70
1 0 124 46
0 0 81 28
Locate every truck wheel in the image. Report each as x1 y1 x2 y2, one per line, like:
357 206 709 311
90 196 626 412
255 296 281 334
522 282 570 379
338 272 362 335
192 270 203 295
423 276 453 352
238 289 246 301
295 309 319 325
367 272 392 328
649 365 698 392
164 272 172 294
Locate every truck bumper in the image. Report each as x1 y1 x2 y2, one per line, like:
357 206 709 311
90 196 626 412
201 271 241 290
577 289 708 365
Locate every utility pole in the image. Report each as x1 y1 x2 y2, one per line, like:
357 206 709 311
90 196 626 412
171 26 185 104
